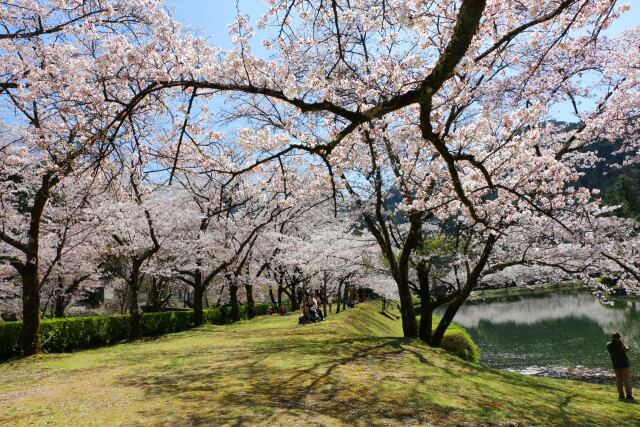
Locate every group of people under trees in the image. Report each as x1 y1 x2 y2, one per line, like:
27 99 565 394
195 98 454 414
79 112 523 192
297 292 358 324
265 304 289 316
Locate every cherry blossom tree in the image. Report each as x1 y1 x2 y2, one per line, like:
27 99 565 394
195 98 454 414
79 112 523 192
253 202 336 310
94 172 171 339
37 180 102 318
155 168 287 324
0 0 189 353
300 213 381 314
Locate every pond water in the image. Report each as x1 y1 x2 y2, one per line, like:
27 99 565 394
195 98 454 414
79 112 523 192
448 291 640 372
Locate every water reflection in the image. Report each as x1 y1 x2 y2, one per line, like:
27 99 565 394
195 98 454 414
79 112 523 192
447 292 640 370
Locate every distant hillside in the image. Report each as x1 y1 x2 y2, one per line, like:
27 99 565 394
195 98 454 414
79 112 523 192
574 133 640 219
577 138 632 191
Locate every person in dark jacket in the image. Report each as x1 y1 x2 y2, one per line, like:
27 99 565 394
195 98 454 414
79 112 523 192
607 331 633 401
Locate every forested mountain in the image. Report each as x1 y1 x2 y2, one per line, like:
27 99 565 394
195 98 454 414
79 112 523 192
576 136 640 219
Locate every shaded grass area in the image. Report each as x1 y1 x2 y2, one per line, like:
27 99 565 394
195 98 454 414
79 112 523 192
1 303 639 426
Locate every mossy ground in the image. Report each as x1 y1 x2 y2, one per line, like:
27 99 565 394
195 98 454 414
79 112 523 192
1 303 639 426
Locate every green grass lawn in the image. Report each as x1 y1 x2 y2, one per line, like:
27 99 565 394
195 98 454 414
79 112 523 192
1 303 639 426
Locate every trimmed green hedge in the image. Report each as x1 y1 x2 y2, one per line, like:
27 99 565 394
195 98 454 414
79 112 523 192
0 321 21 359
0 302 288 360
142 311 192 336
0 315 131 359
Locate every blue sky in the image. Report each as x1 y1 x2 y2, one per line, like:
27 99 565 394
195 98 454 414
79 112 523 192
170 0 270 49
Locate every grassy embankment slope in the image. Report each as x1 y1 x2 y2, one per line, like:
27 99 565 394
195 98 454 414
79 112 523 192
1 303 639 426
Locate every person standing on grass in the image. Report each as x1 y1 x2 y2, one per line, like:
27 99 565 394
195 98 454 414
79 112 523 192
607 331 634 401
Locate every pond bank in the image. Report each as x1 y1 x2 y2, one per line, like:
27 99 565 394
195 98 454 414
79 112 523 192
468 281 584 302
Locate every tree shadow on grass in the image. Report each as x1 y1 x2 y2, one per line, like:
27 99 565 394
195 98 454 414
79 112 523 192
113 316 640 426
117 335 467 425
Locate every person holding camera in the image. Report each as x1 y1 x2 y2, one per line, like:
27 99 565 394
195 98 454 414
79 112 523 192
607 331 633 401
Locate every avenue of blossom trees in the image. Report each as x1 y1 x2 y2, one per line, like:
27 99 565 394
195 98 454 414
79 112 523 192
1 0 640 354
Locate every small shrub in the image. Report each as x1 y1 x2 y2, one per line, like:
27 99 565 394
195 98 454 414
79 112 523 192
440 328 479 363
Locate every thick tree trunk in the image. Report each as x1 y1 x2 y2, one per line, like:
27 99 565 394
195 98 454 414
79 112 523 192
289 288 299 311
321 279 328 317
148 277 168 312
342 283 349 311
321 278 328 318
431 235 496 346
269 286 277 305
21 261 41 355
193 285 205 326
397 278 418 338
19 174 56 355
336 282 342 313
54 293 65 318
129 285 141 339
245 284 256 319
417 264 433 344
285 285 299 311
419 303 434 345
129 262 142 340
430 298 460 347
277 285 283 306
53 276 84 318
229 283 240 322
193 270 204 326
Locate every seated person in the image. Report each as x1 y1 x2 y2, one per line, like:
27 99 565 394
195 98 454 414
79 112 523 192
278 304 288 316
309 305 323 322
299 302 309 324
307 292 323 321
